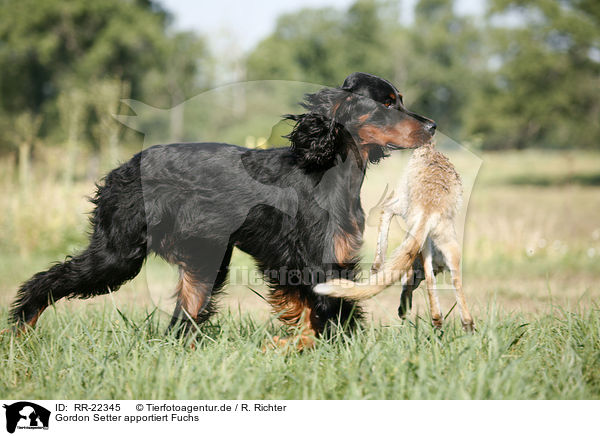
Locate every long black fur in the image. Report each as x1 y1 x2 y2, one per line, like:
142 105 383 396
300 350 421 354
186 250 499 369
9 72 435 338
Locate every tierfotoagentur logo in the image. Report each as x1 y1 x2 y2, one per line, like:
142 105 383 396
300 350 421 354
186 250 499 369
2 402 50 433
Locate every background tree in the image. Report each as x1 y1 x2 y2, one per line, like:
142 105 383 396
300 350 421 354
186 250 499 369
0 0 599 153
0 0 210 155
90 79 131 170
10 112 42 189
141 31 212 142
56 87 87 185
465 0 600 149
246 0 599 149
246 0 486 139
395 0 486 138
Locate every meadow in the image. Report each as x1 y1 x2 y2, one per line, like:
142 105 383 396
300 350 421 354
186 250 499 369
1 147 599 399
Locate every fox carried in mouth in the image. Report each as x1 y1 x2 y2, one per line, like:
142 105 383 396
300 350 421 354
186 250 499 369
315 141 474 331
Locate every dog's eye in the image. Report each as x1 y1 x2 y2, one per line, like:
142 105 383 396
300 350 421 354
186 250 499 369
384 101 393 108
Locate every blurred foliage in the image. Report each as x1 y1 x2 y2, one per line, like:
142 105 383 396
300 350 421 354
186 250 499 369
469 0 600 149
0 0 211 160
0 0 598 166
246 3 397 87
247 0 600 149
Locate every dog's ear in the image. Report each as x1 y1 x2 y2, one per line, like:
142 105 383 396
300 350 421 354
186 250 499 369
285 88 348 170
285 112 344 170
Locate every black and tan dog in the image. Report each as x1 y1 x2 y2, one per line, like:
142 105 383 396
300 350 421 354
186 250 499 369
8 72 436 347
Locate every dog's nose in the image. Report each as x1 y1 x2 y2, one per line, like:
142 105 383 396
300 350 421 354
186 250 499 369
426 121 437 136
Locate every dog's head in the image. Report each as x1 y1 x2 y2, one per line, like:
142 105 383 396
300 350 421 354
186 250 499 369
286 72 436 170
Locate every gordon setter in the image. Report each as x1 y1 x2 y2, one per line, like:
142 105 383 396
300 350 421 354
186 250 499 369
8 72 435 347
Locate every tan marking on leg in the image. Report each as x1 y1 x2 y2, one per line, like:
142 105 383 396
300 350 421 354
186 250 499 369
175 271 209 321
267 289 319 351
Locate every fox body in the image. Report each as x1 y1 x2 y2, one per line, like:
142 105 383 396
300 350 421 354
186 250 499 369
315 143 474 330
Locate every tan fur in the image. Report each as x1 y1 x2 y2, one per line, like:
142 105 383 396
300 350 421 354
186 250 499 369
358 118 424 148
175 270 211 321
333 227 362 266
266 288 319 350
3 306 47 336
315 143 474 330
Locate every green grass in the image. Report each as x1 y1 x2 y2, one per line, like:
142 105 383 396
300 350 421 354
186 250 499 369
1 305 598 400
1 149 599 399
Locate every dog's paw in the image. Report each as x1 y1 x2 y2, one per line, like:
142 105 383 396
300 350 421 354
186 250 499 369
314 279 356 297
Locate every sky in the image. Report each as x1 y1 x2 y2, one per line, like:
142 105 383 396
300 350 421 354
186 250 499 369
159 0 486 53
160 0 356 52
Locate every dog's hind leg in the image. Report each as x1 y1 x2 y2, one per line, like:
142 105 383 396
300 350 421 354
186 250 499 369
422 239 443 329
266 286 364 351
166 244 233 338
167 269 212 337
267 288 320 350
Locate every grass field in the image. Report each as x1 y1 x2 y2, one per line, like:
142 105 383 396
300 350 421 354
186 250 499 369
1 148 599 399
1 305 599 399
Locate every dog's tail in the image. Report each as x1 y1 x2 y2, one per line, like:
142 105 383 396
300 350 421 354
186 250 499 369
9 240 146 328
9 157 147 330
315 211 433 300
